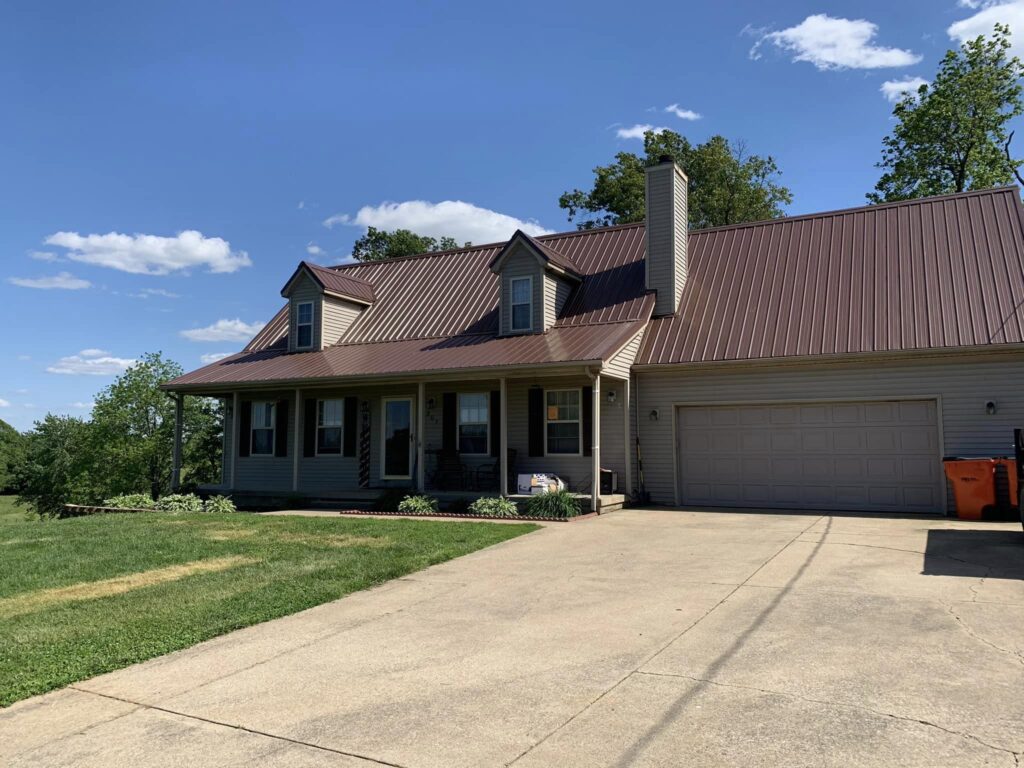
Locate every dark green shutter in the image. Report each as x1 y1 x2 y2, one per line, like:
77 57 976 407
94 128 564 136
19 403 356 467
343 397 358 457
528 388 544 457
582 386 593 457
490 390 500 457
442 392 457 453
238 400 252 457
303 399 317 457
275 399 289 457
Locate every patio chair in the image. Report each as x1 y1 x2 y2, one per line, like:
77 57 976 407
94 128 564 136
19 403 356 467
475 449 517 493
431 450 468 491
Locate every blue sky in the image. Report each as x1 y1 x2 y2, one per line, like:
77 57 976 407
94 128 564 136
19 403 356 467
1 0 1021 430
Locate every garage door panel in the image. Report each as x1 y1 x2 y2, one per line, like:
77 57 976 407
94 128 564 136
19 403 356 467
678 400 941 514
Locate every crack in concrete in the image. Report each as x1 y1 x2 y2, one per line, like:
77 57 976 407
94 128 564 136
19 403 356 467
946 604 1024 666
68 687 406 768
635 670 1021 763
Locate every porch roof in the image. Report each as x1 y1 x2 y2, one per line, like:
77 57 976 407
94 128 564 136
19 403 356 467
162 317 647 391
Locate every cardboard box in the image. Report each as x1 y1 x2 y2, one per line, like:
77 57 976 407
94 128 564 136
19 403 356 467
517 473 566 494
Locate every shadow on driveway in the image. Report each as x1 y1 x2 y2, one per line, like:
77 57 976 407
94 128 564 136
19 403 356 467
923 528 1024 580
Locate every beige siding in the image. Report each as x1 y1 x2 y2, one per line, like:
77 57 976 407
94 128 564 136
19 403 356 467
543 273 574 330
500 244 543 335
322 296 362 346
604 328 645 380
287 274 321 352
230 391 296 491
644 163 687 317
635 354 1024 507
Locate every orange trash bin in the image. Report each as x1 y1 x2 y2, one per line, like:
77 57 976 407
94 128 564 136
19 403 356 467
992 458 1019 509
943 459 997 520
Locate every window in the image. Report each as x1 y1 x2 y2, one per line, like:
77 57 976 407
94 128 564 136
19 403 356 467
296 301 314 349
251 401 276 456
458 393 489 455
317 399 343 455
545 389 580 455
510 277 532 332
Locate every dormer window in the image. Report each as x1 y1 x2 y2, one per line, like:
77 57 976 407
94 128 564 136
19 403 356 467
510 277 532 332
296 301 314 349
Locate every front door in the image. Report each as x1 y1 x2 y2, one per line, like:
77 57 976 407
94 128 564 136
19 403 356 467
382 397 413 479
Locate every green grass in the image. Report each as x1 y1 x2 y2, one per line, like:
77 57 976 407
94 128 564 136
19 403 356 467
0 496 537 707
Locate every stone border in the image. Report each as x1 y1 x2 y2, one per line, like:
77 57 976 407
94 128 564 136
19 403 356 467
331 509 599 523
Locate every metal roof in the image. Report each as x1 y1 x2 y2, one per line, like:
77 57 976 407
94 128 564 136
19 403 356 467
282 261 376 304
488 230 584 279
637 186 1024 365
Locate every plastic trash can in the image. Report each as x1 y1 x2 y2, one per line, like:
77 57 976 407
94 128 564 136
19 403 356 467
943 459 997 520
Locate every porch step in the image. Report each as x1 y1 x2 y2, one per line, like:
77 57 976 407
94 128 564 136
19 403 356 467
308 497 374 511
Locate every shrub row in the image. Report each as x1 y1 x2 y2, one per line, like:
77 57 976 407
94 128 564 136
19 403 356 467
100 493 238 514
383 489 581 519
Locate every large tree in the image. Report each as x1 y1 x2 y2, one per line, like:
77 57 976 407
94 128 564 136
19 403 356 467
351 227 467 262
870 24 1024 203
559 130 792 230
0 419 26 494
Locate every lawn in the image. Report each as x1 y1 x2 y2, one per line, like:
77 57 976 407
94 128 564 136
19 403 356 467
0 496 537 707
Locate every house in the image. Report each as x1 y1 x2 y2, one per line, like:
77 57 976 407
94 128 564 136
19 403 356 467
163 158 1024 515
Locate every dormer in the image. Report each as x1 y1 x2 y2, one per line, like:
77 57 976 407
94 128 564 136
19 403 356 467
489 230 581 335
280 261 375 352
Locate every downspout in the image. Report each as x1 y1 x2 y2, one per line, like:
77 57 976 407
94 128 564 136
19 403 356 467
633 374 648 504
587 367 601 514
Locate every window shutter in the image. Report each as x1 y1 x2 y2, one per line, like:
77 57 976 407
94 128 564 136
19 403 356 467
238 400 252 457
442 392 457 453
275 399 289 457
582 386 593 457
528 388 544 457
343 397 358 457
490 390 501 457
303 399 317 457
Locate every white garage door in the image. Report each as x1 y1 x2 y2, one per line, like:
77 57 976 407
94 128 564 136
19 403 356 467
677 400 942 514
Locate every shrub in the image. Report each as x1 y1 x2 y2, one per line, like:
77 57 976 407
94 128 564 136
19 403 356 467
154 493 204 514
469 496 518 518
524 489 581 519
102 493 156 510
397 494 439 515
203 495 237 514
372 488 411 512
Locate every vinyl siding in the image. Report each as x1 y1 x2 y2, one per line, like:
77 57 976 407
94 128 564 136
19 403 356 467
644 163 687 317
543 273 574 330
232 391 296 491
288 274 321 352
500 244 543 335
634 353 1024 508
322 296 363 346
604 328 645 380
298 389 360 493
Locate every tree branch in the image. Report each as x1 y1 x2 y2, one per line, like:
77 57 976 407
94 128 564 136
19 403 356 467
1004 130 1024 186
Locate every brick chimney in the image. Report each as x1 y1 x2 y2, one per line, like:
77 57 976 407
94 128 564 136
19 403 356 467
644 155 688 316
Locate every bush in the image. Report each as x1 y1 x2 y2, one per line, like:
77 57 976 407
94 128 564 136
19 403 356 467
524 489 581 519
153 493 204 514
469 496 518 518
397 494 439 515
372 488 411 512
102 493 156 510
203 495 237 514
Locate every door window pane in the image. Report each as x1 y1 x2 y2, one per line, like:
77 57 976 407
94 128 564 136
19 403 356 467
383 399 412 477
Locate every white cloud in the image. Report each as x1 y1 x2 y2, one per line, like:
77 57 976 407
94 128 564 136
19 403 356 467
664 104 702 120
69 401 94 410
306 242 324 256
0 399 9 407
17 355 31 362
30 250 59 262
324 200 552 244
130 288 180 299
47 350 136 376
949 1 1024 57
44 230 251 275
180 318 264 343
8 271 91 290
880 76 929 102
200 352 233 364
751 14 921 70
297 201 305 210
616 124 667 140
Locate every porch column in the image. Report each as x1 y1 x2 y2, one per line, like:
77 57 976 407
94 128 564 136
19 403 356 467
591 374 601 513
292 388 301 493
622 377 632 500
171 393 184 491
499 377 508 496
416 381 426 492
230 391 239 490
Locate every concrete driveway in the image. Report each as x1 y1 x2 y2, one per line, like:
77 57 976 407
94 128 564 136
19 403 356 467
3 510 1023 767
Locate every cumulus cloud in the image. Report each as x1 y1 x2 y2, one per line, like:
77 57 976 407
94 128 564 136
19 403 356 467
664 104 702 120
751 14 921 70
69 401 94 410
949 1 1024 57
324 200 552 244
880 76 929 102
30 250 60 262
200 352 233 364
0 399 9 407
44 230 251 275
306 243 324 256
8 271 92 290
616 124 667 140
130 288 180 299
180 319 264 343
47 349 136 376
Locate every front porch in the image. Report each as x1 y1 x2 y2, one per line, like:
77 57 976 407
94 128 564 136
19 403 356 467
171 368 634 513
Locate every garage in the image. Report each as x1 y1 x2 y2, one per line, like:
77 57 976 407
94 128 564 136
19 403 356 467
676 400 943 514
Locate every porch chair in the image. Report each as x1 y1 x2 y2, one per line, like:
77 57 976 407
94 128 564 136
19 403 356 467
431 450 468 491
475 449 517 493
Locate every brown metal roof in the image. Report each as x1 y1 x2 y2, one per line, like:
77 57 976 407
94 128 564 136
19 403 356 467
488 230 584 279
637 186 1024 365
283 261 376 304
167 319 647 390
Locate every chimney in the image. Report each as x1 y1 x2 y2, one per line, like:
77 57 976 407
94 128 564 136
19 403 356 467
644 155 688 316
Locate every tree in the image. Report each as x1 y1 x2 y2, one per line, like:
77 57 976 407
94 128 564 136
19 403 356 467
870 24 1024 203
351 227 467 262
0 419 26 493
559 130 793 230
18 415 97 517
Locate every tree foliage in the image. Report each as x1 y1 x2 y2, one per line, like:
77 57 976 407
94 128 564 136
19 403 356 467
17 352 223 516
559 130 793 230
0 419 27 494
351 226 468 262
870 24 1024 203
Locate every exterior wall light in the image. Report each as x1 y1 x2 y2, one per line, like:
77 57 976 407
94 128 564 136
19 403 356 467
985 400 997 415
649 409 660 421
